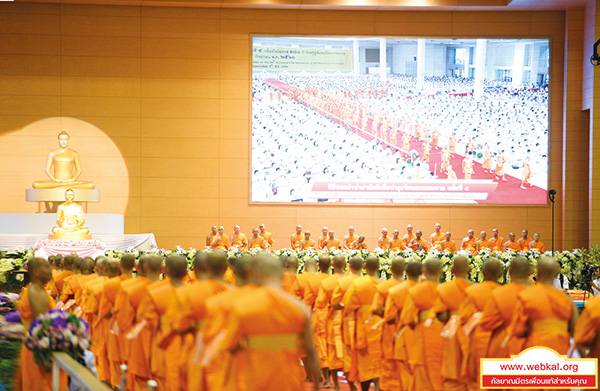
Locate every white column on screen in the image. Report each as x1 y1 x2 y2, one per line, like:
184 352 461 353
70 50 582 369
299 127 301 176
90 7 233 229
474 39 487 101
530 43 541 85
353 39 360 76
380 38 387 82
417 38 425 91
512 41 526 87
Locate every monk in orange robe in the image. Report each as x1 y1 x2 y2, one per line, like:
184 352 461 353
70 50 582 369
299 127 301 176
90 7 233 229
462 154 473 180
59 256 82 303
343 256 382 389
459 258 502 391
322 230 342 250
210 226 230 250
206 225 218 247
378 228 391 250
489 228 504 252
314 255 346 389
432 129 439 147
449 134 457 156
388 229 406 252
165 251 231 391
408 230 429 252
249 228 268 249
429 223 445 251
47 255 64 297
331 256 364 391
460 229 477 254
528 232 545 253
300 231 317 250
479 256 531 359
230 225 248 251
52 254 75 299
447 165 457 180
118 255 162 391
575 294 600 374
517 229 533 252
400 257 444 391
343 226 359 250
422 141 430 163
521 159 531 189
280 255 298 293
382 261 421 391
509 256 578 356
403 225 416 248
317 226 329 250
504 232 521 252
259 223 274 249
440 148 450 173
370 257 405 391
441 232 457 254
350 235 367 250
476 231 491 253
482 146 492 173
222 256 321 391
428 255 472 391
290 225 305 249
290 258 316 299
495 151 506 181
97 253 135 387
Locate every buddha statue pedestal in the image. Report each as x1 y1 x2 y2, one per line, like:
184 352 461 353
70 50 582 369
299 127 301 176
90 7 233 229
48 232 92 240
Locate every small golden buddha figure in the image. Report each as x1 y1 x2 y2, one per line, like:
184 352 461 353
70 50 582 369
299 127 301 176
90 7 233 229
51 189 91 240
32 131 95 189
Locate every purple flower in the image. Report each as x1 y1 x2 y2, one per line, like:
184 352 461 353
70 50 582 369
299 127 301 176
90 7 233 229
5 311 21 324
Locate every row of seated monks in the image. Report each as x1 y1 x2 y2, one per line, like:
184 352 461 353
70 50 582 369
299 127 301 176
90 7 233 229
206 222 545 254
19 249 591 391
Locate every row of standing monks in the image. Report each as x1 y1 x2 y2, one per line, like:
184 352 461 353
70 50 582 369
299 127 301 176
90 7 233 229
15 251 600 391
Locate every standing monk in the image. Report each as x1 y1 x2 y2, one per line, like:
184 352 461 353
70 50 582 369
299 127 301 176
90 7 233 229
382 261 422 391
291 225 305 249
231 225 248 252
371 257 406 391
480 256 531 359
460 229 477 254
440 148 450 173
18 258 67 391
509 256 578 355
259 223 274 249
429 223 445 251
210 226 230 250
495 151 506 181
429 256 472 391
343 226 359 250
489 228 504 252
291 258 317 300
344 256 382 391
378 228 390 250
482 145 492 173
331 256 364 391
400 257 444 391
521 159 531 189
388 229 406 252
462 153 473 180
281 256 299 294
206 226 217 248
575 291 600 368
449 133 457 156
447 165 457 180
459 258 503 391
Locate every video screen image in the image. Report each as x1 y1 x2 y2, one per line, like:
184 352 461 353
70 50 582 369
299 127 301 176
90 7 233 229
251 37 549 204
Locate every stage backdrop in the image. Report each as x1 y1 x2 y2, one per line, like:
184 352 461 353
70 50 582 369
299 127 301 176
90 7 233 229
0 4 589 250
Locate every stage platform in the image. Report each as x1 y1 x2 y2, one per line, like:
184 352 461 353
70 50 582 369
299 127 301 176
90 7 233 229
0 233 157 251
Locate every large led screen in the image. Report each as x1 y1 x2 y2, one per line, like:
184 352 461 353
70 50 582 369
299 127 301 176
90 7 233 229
251 37 549 204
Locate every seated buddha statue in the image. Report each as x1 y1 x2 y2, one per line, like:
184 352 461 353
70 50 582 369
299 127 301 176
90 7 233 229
32 131 95 189
51 189 91 239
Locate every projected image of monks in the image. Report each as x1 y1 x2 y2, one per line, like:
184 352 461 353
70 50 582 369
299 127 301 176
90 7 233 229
251 37 549 205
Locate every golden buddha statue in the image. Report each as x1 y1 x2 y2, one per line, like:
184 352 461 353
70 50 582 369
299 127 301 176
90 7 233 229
32 131 95 189
50 189 91 240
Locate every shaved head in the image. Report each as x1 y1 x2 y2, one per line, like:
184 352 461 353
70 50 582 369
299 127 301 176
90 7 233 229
509 256 531 280
81 258 95 275
318 254 331 273
233 255 252 283
365 255 379 273
251 254 283 285
286 256 299 272
537 255 559 280
304 257 317 273
120 253 136 271
28 257 52 284
332 254 346 270
391 256 406 276
482 257 503 282
452 255 470 275
349 256 364 272
207 251 228 277
137 255 150 276
406 260 422 279
105 258 120 278
423 257 442 281
146 255 164 274
194 251 208 274
166 255 188 279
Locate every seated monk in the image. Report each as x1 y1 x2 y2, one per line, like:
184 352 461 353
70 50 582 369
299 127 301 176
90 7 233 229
504 232 521 252
408 230 429 252
429 223 444 251
33 131 95 189
52 189 90 237
231 225 248 252
378 228 390 250
210 226 230 250
291 225 305 249
476 230 492 253
388 230 406 252
250 228 268 250
528 232 545 253
350 235 367 250
460 229 477 254
322 230 342 250
299 231 317 250
441 232 456 253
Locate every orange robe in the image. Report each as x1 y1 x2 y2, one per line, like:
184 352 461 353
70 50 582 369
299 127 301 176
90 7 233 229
383 280 417 391
459 281 500 391
323 238 342 250
505 240 521 252
400 281 444 391
371 278 402 391
281 271 297 293
495 153 505 177
441 149 450 173
448 168 457 180
231 233 248 251
291 233 304 249
97 274 132 387
489 237 504 252
403 233 416 248
259 231 274 248
250 235 268 249
476 239 491 252
167 279 230 391
529 240 545 253
409 238 429 252
431 277 471 391
479 282 526 359
211 234 230 250
224 268 236 286
441 240 457 253
482 149 492 171
430 232 445 251
378 236 391 250
290 272 313 300
344 275 382 382
331 274 359 374
343 234 359 250
317 235 328 250
461 237 477 254
522 161 531 185
389 237 406 252
575 295 600 378
350 240 367 250
518 238 533 252
314 274 343 369
510 284 573 355
224 286 307 391
300 238 317 250
304 272 331 368
53 269 74 298
82 275 108 380
449 136 456 154
462 158 473 180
